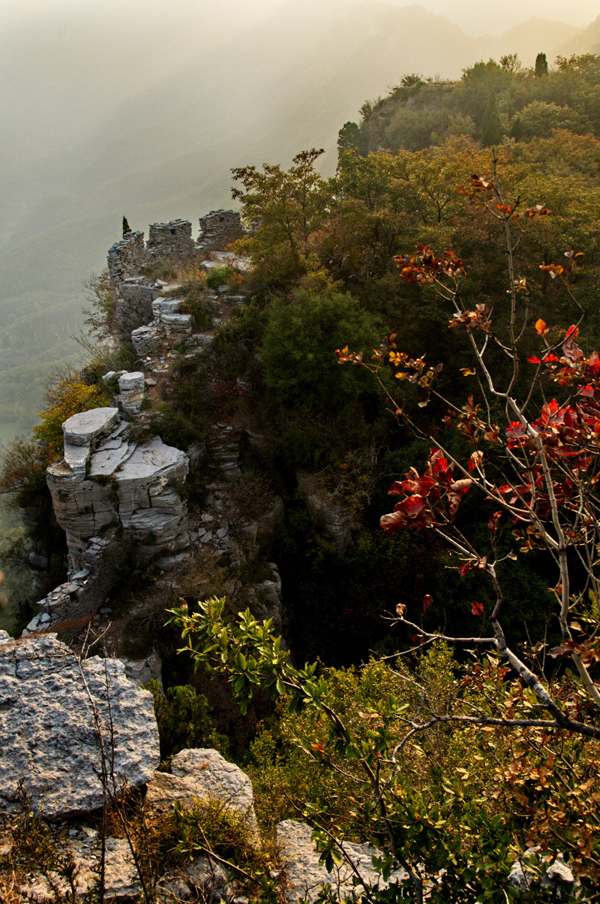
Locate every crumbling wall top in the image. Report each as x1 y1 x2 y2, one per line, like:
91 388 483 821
107 231 149 285
147 219 196 258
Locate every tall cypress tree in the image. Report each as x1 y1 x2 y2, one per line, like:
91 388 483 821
535 53 549 77
482 91 502 147
509 116 523 142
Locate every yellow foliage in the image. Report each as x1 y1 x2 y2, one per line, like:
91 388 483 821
33 378 111 459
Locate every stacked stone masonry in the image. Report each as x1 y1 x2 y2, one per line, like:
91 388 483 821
107 211 242 298
107 231 149 284
198 209 242 249
147 219 196 258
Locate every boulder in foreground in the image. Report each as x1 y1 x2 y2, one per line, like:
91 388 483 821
0 631 160 818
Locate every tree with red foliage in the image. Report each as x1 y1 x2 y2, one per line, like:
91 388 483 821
337 162 600 741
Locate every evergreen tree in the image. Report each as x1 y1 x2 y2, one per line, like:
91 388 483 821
481 91 502 147
535 52 549 77
122 216 131 236
337 122 361 156
509 116 523 141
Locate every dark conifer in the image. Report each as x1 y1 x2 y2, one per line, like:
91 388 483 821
482 91 502 147
535 53 549 77
509 116 523 141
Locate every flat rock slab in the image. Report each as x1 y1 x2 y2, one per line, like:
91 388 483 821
118 371 145 393
63 408 120 446
116 436 187 483
89 441 136 478
146 748 257 830
63 440 91 477
0 632 159 818
277 819 407 904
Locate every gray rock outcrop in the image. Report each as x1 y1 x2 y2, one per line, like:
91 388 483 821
245 562 283 634
0 631 160 818
47 410 190 577
509 850 576 892
131 296 194 361
113 277 157 339
21 834 142 904
146 748 258 832
277 820 407 904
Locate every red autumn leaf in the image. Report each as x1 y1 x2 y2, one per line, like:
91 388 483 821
506 421 527 439
564 325 583 365
528 356 541 364
380 511 406 535
422 593 433 613
401 495 426 517
471 601 484 616
488 510 502 532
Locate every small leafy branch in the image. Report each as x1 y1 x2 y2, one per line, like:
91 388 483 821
169 598 600 900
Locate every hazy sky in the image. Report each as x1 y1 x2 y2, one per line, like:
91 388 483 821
1 0 598 36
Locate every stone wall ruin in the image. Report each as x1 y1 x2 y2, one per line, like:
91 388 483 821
197 209 242 250
107 211 243 297
147 219 196 258
107 231 149 285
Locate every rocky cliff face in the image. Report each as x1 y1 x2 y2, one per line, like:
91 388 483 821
28 406 191 633
18 220 284 648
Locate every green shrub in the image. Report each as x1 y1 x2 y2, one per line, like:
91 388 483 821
144 404 205 450
261 289 383 411
167 273 214 331
206 266 234 289
148 680 225 764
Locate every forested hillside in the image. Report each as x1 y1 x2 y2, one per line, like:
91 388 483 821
340 52 600 153
4 43 600 901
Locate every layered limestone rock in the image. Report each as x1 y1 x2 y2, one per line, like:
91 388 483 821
113 277 157 339
115 371 146 415
0 631 159 818
46 408 189 581
131 296 195 361
115 436 189 559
